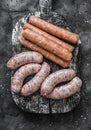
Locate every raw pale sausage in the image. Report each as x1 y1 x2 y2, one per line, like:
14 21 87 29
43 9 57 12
7 51 43 69
11 64 41 93
41 69 76 96
21 62 50 96
22 29 72 61
46 77 82 99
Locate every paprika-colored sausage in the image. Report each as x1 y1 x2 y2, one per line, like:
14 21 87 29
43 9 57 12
29 16 80 44
20 38 71 68
23 23 74 52
22 29 72 61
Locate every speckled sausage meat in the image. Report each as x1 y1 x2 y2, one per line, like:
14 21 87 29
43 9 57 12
29 16 80 44
7 51 43 69
46 77 82 99
20 38 70 68
21 62 50 96
23 23 74 52
22 29 72 61
11 64 41 93
41 69 76 96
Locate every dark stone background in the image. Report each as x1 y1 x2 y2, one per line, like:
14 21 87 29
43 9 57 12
0 0 91 130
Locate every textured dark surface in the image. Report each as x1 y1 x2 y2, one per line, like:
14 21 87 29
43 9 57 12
0 0 91 129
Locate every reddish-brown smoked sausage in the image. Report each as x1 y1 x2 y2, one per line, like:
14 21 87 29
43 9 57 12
29 16 80 44
20 38 71 68
22 29 72 61
23 23 74 52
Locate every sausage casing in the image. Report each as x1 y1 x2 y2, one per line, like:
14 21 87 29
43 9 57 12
21 62 50 96
11 64 41 93
23 23 74 52
20 38 71 68
29 16 80 44
41 69 76 96
22 29 72 61
7 51 43 69
46 77 82 99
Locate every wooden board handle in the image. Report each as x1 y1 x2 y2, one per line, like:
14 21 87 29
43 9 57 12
39 0 52 15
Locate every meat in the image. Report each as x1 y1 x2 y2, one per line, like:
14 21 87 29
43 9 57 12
29 16 80 44
20 38 71 68
22 29 72 61
46 77 82 99
11 64 41 93
23 23 74 52
7 51 43 69
41 69 76 96
21 62 50 96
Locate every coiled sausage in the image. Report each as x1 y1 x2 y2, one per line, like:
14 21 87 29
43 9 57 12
46 77 82 99
41 69 76 96
11 64 41 93
21 62 50 96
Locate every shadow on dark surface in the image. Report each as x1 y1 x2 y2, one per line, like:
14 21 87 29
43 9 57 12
0 0 91 130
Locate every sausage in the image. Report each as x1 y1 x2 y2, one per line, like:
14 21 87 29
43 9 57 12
7 51 43 69
20 38 71 68
41 69 76 96
23 23 74 52
11 64 41 93
46 77 82 99
22 29 72 61
29 16 80 44
21 62 50 96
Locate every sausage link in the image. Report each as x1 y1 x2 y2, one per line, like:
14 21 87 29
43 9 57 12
21 62 50 96
46 77 82 99
22 29 72 61
11 64 41 93
7 51 43 69
41 69 76 96
29 16 80 44
23 23 74 52
20 38 71 68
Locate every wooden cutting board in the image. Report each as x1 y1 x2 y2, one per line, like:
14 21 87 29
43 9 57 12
11 0 81 114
